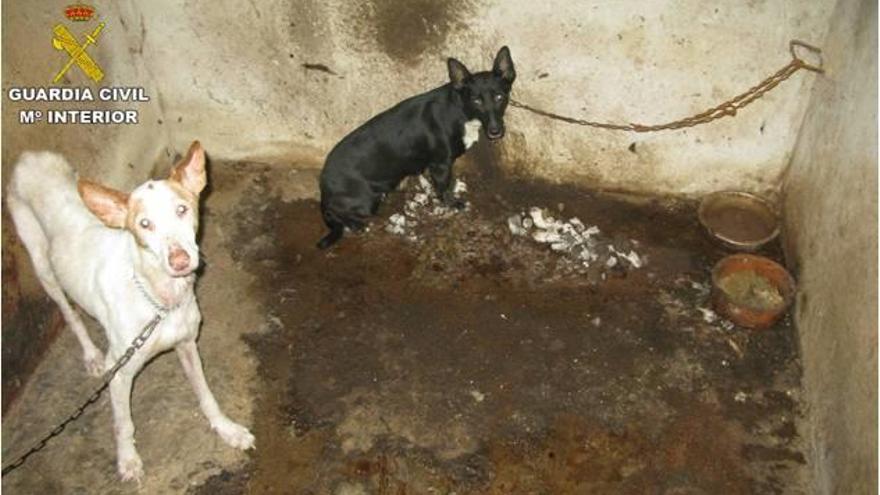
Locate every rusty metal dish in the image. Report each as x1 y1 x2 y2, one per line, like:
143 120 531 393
698 191 779 251
711 254 795 329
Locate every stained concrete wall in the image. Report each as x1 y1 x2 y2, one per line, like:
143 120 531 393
782 0 877 492
140 0 835 196
0 0 839 198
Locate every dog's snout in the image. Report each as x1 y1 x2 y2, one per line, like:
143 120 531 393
168 247 191 272
487 126 505 140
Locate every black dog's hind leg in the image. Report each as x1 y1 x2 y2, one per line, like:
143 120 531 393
429 162 465 209
316 192 380 249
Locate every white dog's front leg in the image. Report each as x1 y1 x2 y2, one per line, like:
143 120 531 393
108 371 143 483
176 340 255 450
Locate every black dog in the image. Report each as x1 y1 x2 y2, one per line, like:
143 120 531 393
317 46 516 249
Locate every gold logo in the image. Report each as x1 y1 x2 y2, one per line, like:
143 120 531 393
52 5 105 83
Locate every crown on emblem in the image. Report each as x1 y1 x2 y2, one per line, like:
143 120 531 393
64 4 95 22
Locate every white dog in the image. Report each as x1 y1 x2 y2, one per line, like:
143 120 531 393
6 141 254 482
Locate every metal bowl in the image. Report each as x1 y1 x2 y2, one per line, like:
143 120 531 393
711 254 795 329
698 191 779 251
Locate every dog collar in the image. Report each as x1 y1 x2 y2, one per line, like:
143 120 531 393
132 271 177 313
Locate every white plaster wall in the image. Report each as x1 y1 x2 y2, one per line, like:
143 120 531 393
782 0 877 492
137 0 834 196
3 1 833 196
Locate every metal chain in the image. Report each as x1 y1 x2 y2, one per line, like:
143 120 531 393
1 310 167 477
510 40 824 132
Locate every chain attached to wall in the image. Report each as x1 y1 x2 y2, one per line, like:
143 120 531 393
510 40 824 132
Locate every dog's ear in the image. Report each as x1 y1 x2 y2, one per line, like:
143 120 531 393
78 179 129 228
448 57 471 90
493 46 515 84
170 141 207 195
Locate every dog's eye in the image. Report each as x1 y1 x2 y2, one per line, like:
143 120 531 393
494 93 504 102
176 205 188 217
472 98 482 106
139 218 152 230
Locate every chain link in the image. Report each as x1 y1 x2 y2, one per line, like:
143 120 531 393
510 40 824 132
1 311 166 477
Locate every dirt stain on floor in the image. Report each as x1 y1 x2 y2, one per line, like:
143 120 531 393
192 154 807 495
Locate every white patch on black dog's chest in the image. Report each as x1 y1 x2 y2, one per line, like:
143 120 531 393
463 119 481 150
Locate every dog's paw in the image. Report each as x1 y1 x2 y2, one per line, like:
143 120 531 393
83 349 105 377
213 419 256 450
117 452 144 483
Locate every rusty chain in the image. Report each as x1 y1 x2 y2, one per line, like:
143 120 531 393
1 311 166 477
510 40 824 132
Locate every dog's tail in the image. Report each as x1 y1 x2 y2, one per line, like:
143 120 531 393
8 151 96 235
8 151 77 204
317 224 344 250
316 207 345 249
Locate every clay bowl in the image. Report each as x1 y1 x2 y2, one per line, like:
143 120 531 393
698 191 779 251
711 254 795 330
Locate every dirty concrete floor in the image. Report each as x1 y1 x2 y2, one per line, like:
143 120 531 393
2 154 807 494
203 154 806 494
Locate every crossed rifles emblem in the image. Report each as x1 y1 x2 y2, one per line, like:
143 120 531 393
52 21 105 83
